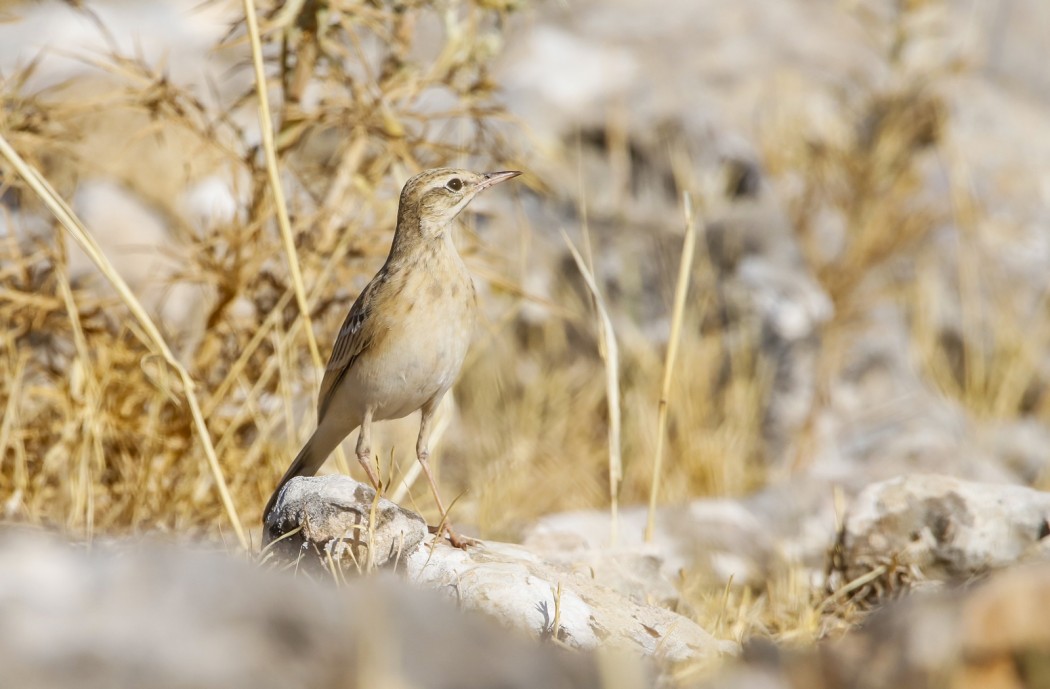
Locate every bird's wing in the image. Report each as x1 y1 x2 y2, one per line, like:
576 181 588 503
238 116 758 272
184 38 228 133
316 273 385 422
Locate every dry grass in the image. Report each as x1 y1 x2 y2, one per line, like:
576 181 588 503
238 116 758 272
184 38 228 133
1 0 1047 680
0 0 520 542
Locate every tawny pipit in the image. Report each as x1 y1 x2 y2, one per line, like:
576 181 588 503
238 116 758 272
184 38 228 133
264 168 520 547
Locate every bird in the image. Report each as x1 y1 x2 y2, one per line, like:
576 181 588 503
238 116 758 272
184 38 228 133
263 167 521 548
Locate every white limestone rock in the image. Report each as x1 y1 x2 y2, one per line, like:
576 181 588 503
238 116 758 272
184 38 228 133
0 531 604 689
833 474 1050 590
406 538 738 663
264 475 427 571
264 475 734 664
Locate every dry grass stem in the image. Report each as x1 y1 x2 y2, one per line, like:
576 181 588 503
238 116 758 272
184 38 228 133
560 228 623 545
551 581 564 641
0 132 249 550
240 0 349 478
645 193 699 541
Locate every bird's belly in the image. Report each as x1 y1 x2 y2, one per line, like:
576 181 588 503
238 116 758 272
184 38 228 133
348 301 473 421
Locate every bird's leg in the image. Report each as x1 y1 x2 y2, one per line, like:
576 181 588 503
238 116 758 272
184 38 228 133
355 408 381 489
417 399 473 549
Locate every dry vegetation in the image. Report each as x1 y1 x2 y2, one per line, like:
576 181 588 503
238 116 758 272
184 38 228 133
1 0 1046 671
1 0 520 543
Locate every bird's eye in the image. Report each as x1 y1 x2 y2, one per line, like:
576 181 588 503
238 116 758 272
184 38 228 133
446 178 463 192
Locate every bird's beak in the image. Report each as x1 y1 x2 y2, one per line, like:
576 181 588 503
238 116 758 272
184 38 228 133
477 170 522 191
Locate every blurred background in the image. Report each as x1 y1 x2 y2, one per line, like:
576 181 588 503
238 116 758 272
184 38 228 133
1 0 1049 646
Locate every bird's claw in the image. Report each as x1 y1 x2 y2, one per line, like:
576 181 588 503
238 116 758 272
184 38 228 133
428 522 477 549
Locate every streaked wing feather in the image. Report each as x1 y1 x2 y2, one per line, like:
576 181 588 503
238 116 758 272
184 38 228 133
316 277 381 421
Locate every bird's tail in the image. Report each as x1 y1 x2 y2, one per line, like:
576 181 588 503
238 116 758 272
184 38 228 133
262 425 341 520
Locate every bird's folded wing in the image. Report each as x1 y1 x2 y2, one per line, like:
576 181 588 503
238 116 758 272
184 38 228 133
316 277 381 421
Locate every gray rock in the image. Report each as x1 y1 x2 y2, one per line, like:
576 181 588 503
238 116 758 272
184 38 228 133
264 476 732 665
0 530 604 689
520 534 683 609
263 475 427 572
524 479 840 593
700 562 1050 689
524 471 1050 609
406 538 738 663
807 305 1042 488
830 474 1050 599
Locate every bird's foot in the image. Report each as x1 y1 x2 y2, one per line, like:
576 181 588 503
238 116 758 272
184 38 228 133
428 522 477 549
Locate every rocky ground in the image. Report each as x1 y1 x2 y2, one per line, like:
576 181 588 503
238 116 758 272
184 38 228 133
4 471 1050 688
2 0 1050 687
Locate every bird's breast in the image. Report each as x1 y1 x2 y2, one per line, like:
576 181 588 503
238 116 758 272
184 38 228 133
354 251 477 420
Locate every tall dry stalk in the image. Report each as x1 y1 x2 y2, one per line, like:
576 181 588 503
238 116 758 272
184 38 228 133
241 0 322 370
239 0 352 479
645 193 699 541
0 133 249 550
560 229 622 544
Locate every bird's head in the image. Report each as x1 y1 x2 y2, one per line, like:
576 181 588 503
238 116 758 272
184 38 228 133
396 168 521 241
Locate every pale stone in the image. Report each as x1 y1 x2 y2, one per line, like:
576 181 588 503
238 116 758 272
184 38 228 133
0 531 602 689
833 474 1050 588
264 475 427 571
406 538 738 663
